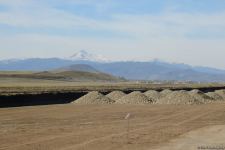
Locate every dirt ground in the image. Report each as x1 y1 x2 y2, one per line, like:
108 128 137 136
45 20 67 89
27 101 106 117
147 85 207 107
154 125 225 150
0 104 225 150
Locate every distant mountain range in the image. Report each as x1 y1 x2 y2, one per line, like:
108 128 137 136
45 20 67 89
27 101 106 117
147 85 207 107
53 64 99 73
1 50 225 82
0 64 124 82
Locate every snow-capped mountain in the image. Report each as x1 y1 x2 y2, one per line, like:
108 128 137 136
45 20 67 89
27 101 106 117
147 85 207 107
69 50 109 62
1 50 225 82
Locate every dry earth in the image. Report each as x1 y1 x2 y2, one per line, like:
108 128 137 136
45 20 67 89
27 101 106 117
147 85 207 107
1 104 225 150
154 125 225 150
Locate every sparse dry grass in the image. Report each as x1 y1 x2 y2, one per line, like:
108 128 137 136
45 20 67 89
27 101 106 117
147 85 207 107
0 77 225 96
0 71 225 96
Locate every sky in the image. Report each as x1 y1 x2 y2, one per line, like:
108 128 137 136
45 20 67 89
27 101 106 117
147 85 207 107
0 0 225 69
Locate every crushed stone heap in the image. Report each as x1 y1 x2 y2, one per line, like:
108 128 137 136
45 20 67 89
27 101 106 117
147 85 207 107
206 92 224 101
188 89 213 103
144 90 161 103
160 89 173 97
72 91 115 104
156 90 202 105
106 91 126 101
116 91 153 104
215 90 225 99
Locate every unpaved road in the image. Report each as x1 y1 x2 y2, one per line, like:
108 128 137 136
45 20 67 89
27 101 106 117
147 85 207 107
0 104 225 150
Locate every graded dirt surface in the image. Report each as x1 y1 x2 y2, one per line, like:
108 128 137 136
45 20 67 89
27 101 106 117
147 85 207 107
154 125 225 150
1 104 225 150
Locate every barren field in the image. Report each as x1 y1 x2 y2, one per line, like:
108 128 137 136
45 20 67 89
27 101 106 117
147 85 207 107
0 73 225 96
1 104 225 150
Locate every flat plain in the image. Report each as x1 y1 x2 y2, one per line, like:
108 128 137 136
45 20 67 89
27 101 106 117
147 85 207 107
1 71 225 96
1 103 225 150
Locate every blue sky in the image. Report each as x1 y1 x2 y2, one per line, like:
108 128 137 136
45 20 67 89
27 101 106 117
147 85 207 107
0 0 225 69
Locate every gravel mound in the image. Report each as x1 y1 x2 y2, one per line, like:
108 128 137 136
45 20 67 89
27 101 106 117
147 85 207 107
188 89 212 103
72 91 115 104
144 90 161 103
116 91 153 104
156 90 201 105
215 90 225 99
160 89 173 97
206 92 224 101
106 91 126 101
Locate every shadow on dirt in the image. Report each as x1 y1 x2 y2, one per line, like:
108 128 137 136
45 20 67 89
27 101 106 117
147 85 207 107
0 92 87 108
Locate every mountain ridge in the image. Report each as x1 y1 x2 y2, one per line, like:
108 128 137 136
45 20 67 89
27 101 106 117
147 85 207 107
52 64 99 73
1 51 225 82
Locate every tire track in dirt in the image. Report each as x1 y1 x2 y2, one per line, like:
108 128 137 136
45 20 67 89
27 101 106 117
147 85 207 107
0 107 195 150
61 107 209 150
1 105 222 150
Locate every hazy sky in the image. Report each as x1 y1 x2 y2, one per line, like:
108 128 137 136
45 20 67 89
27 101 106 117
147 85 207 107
0 0 225 69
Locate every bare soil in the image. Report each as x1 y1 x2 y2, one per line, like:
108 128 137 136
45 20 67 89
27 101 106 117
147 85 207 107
1 103 225 150
154 125 225 150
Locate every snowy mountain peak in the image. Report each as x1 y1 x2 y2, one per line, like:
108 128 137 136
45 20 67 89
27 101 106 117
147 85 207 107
69 50 109 62
70 50 89 60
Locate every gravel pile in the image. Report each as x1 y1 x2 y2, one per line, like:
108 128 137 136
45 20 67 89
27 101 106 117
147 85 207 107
206 92 224 101
156 90 201 105
106 91 126 101
215 90 225 99
71 89 225 105
144 90 161 103
72 91 115 104
115 91 153 104
160 89 173 97
188 89 213 103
